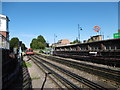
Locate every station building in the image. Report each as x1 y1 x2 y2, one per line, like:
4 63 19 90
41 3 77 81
0 14 10 49
119 29 120 33
57 39 70 45
87 35 102 42
52 39 70 47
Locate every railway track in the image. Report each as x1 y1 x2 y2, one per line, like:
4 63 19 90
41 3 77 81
28 56 63 89
29 55 108 89
29 56 80 89
54 53 120 67
36 53 120 84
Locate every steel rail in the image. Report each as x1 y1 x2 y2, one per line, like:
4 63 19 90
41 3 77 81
37 54 120 76
38 54 120 74
29 56 80 89
28 56 63 90
36 54 120 84
33 55 107 90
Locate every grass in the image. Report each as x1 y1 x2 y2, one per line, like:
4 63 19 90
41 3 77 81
31 77 41 80
22 61 32 68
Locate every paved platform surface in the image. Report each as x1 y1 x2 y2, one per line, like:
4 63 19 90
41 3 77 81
23 56 58 89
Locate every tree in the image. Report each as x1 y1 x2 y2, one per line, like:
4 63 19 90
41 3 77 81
30 38 38 49
21 43 27 51
70 39 81 44
37 35 46 43
30 35 47 49
10 37 19 51
10 37 27 52
38 42 46 49
46 43 49 47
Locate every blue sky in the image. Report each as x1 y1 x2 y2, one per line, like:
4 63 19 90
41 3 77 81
2 2 118 48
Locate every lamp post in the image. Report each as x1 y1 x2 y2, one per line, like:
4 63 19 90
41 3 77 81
78 24 82 42
54 34 56 45
54 34 57 48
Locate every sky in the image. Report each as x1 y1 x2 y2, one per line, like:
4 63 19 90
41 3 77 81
2 2 118 48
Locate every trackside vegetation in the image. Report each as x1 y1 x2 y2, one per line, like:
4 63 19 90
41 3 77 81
10 37 27 52
30 35 48 50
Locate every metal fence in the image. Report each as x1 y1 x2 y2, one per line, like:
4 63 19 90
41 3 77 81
0 34 9 49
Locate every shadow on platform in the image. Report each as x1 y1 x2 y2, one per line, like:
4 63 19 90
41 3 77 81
8 60 32 90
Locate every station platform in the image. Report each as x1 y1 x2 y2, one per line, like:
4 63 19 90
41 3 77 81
8 56 57 89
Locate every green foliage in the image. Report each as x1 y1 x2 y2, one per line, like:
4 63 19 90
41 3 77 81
37 35 46 43
46 43 49 47
88 39 94 42
10 37 19 49
22 61 32 68
39 49 44 53
21 43 27 51
10 37 27 52
70 39 81 44
30 35 47 49
39 42 46 49
30 38 38 49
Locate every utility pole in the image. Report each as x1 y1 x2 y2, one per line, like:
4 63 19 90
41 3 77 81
78 24 82 42
102 32 104 40
78 24 80 42
54 34 57 44
54 34 55 44
54 34 57 48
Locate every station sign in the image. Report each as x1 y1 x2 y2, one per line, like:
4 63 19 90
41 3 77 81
93 25 101 32
114 33 120 38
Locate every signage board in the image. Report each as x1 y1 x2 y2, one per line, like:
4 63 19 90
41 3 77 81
93 25 101 32
114 33 120 38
